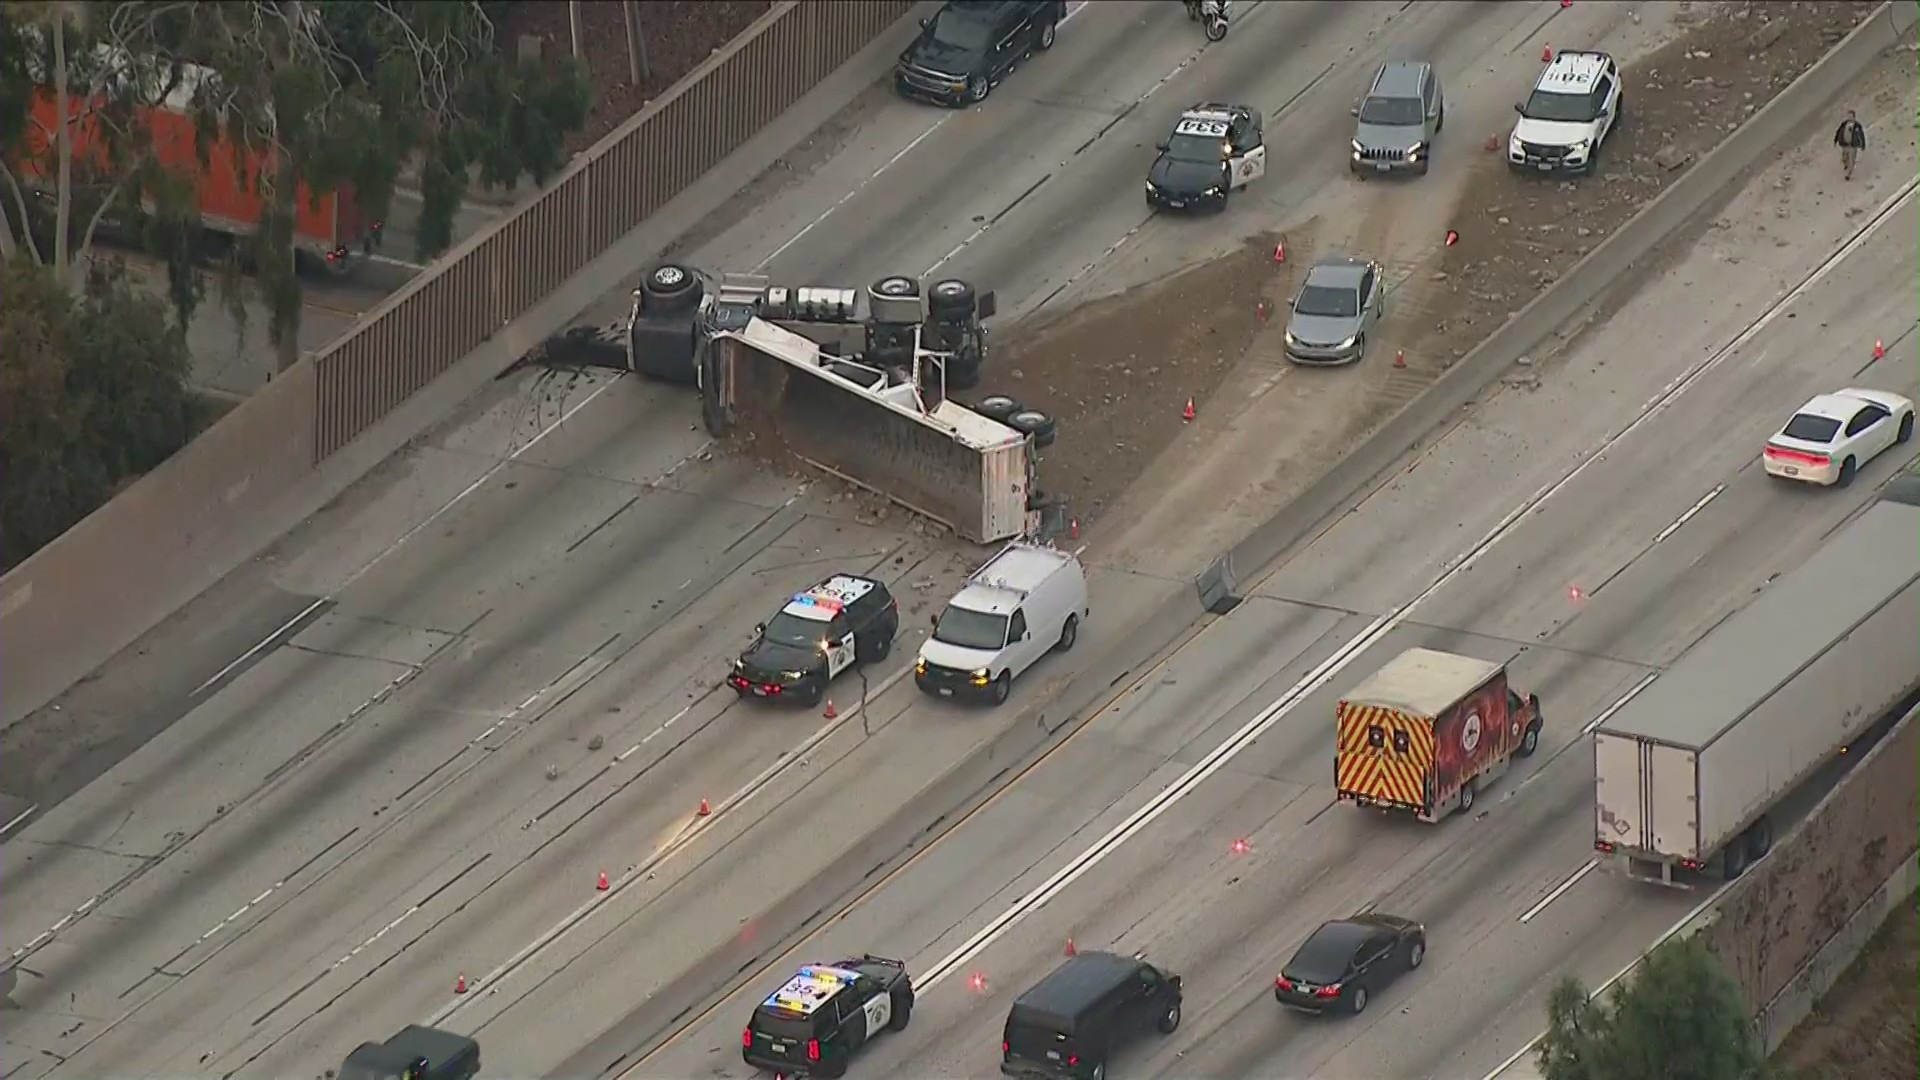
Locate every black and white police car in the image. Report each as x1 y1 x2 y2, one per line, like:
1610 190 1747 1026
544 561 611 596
1146 103 1267 211
1507 50 1623 175
743 956 914 1078
730 575 901 706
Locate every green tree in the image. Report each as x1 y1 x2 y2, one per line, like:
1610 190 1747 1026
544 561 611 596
0 257 194 569
1539 937 1773 1080
1 1 591 369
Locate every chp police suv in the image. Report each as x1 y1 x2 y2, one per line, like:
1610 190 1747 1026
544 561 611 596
1146 103 1266 211
743 955 914 1078
1508 49 1624 175
731 575 901 706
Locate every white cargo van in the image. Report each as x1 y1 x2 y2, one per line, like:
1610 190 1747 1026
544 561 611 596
915 542 1088 706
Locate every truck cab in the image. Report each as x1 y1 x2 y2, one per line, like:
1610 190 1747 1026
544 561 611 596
339 1025 480 1080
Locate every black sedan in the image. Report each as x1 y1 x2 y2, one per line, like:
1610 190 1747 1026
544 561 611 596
1274 913 1425 1016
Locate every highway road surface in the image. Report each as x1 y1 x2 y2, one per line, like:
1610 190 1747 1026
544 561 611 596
620 117 1920 1080
0 3 1844 1079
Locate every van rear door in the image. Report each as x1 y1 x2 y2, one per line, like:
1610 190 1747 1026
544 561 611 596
1004 1013 1079 1071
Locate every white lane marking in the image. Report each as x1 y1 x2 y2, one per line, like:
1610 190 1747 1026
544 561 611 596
757 0 1093 275
1650 483 1725 545
0 803 38 839
1518 859 1598 924
1582 672 1658 736
913 172 1919 994
1479 882 1726 1080
425 660 917 1026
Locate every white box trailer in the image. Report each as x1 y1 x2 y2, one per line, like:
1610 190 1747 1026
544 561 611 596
1593 500 1920 886
704 317 1034 543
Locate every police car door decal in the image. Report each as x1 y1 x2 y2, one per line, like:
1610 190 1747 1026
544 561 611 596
862 992 892 1038
1236 143 1266 187
827 634 855 677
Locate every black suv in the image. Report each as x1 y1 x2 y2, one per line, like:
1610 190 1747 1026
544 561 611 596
896 0 1068 107
743 956 914 1078
730 574 899 705
1001 952 1183 1079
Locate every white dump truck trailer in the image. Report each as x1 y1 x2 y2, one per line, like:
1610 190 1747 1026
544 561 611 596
1593 500 1920 886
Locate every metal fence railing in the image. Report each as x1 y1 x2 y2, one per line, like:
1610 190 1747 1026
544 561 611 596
313 0 915 460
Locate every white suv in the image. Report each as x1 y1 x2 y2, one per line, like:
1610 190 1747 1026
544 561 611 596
1508 50 1622 175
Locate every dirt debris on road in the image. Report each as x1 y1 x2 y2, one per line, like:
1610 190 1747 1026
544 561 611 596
1409 0 1879 380
1770 890 1918 1080
497 1 773 155
970 233 1299 527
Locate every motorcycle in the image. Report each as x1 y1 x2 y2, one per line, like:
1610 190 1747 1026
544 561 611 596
1185 0 1230 41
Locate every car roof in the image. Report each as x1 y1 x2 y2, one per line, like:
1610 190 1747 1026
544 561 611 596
760 964 861 1017
1534 50 1612 93
1370 61 1428 97
1344 647 1503 718
1011 951 1140 1023
1290 920 1374 969
1793 393 1872 423
780 574 881 621
1305 257 1369 288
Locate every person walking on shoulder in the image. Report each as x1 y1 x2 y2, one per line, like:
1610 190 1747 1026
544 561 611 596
1834 109 1867 181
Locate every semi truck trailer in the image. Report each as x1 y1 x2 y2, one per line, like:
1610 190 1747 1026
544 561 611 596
1593 500 1920 886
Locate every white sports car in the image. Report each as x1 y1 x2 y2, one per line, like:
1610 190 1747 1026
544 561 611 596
1763 388 1916 487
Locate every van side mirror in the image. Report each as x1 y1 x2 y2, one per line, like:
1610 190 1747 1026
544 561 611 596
1170 974 1183 990
919 16 930 28
930 613 938 627
977 291 997 320
754 622 766 636
1349 101 1361 117
1513 102 1525 114
1155 141 1169 153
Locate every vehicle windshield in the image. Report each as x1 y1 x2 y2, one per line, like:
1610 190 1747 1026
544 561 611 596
932 605 1009 650
1520 88 1597 124
761 611 826 650
1781 414 1842 444
753 1012 815 1042
1359 96 1423 126
1164 132 1224 164
928 12 992 51
1295 284 1358 319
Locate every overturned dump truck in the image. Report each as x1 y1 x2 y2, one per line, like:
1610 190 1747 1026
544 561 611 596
694 272 1063 544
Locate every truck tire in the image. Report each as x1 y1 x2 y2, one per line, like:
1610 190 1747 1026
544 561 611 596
1722 841 1748 880
1457 779 1476 815
1007 410 1057 448
976 395 1023 422
887 988 913 1031
947 357 983 391
641 264 702 314
1517 721 1541 758
1745 816 1774 862
928 279 977 320
872 275 919 298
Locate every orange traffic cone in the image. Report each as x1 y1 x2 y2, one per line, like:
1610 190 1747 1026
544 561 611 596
1064 937 1077 956
1394 350 1407 369
1273 240 1286 263
454 974 468 994
1182 398 1196 423
1069 518 1080 540
823 699 838 719
1560 0 1571 8
1445 229 1459 247
1542 44 1554 62
1873 339 1886 360
697 797 711 817
597 870 610 892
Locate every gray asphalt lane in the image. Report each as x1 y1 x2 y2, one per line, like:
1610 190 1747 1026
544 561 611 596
0 3 1820 1079
627 113 1920 1080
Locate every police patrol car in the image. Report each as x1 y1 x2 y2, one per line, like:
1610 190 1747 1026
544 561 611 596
730 574 901 705
743 956 914 1078
1507 49 1623 175
1146 103 1267 211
